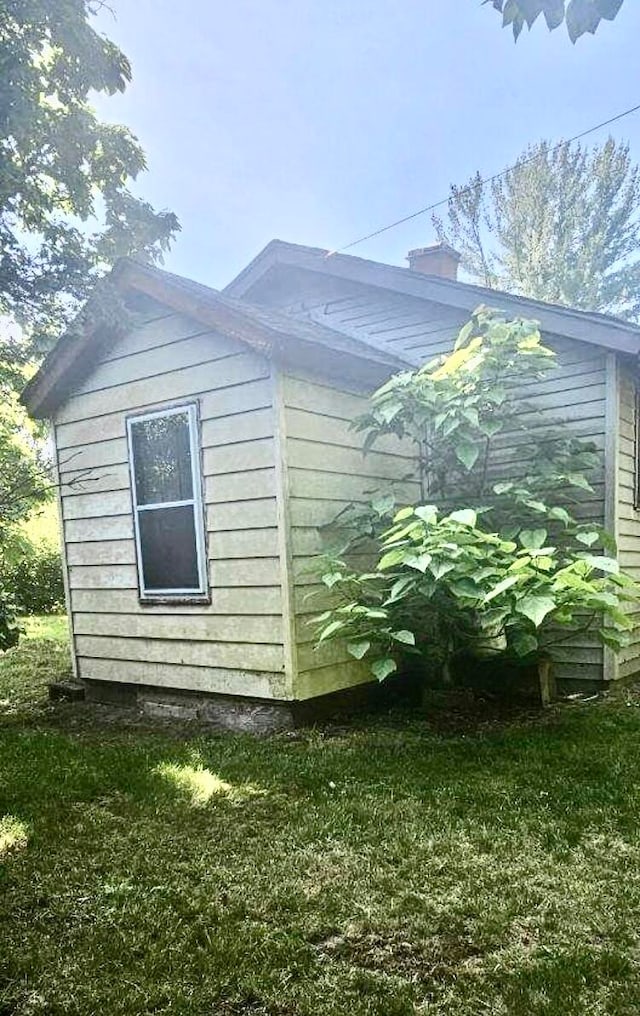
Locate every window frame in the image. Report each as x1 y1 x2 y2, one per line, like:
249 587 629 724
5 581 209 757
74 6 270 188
126 401 209 603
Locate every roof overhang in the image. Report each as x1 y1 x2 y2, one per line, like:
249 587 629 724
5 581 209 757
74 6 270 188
21 258 410 419
225 240 640 356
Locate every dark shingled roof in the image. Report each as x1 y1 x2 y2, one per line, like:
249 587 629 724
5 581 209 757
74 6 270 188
224 240 640 355
22 259 411 418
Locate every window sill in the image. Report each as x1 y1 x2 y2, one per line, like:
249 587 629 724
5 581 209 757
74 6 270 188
139 594 211 607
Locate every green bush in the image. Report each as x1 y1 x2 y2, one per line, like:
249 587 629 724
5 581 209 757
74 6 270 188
313 308 639 684
5 541 65 616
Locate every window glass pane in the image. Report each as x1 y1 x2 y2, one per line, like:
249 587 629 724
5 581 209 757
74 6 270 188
138 505 201 591
131 412 193 505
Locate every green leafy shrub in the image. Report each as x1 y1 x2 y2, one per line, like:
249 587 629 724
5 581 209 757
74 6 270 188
3 540 64 617
313 308 638 683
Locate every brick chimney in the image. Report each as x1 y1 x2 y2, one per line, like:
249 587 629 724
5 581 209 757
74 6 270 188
406 242 461 281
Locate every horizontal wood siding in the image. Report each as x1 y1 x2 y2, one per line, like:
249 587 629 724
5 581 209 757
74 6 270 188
254 271 610 688
616 362 640 680
54 311 286 698
281 372 419 701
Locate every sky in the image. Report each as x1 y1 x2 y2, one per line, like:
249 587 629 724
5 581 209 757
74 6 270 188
93 1 640 291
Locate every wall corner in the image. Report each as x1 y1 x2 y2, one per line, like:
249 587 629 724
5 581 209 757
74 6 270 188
603 352 620 684
52 419 79 680
271 367 298 700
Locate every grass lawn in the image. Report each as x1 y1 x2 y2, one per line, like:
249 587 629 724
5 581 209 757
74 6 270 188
3 622 640 1014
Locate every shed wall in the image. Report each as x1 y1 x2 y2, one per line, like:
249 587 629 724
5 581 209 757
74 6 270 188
280 371 420 700
54 308 288 699
615 361 640 681
251 270 609 686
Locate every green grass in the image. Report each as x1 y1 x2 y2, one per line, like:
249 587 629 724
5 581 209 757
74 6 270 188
20 613 69 643
3 622 640 1014
0 615 71 719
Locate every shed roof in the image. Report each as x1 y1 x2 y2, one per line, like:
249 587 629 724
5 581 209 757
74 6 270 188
224 240 640 356
22 258 410 419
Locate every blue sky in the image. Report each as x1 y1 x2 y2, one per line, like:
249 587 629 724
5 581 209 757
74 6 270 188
93 1 640 290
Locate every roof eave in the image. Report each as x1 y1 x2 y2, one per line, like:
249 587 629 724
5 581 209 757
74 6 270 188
21 257 407 419
225 241 640 356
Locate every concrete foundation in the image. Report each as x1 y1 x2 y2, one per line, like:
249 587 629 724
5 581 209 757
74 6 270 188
82 678 393 734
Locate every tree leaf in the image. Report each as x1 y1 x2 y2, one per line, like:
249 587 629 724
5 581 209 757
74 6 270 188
519 528 547 550
378 548 407 570
384 576 418 603
548 506 571 526
599 627 629 651
372 493 396 515
414 505 438 524
511 631 539 657
379 400 403 423
454 439 480 470
542 0 566 27
371 657 398 682
347 640 371 660
392 630 416 645
461 406 480 427
567 0 601 40
484 574 520 603
566 472 593 492
576 530 599 547
582 555 620 574
393 506 414 522
429 559 456 580
481 417 503 437
318 619 346 642
405 553 433 573
448 508 478 527
454 320 474 349
516 594 556 627
595 0 624 18
321 572 344 588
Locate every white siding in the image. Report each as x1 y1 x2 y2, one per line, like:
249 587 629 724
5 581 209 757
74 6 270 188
256 272 609 689
616 362 640 681
279 372 419 701
54 311 287 699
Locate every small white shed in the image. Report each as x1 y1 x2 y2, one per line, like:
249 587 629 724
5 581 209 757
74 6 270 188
22 258 413 729
22 241 640 724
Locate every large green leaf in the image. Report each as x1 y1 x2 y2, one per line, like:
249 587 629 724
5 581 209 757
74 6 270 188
318 619 346 642
576 530 600 547
583 555 620 574
429 559 456 580
371 658 398 682
404 553 433 573
454 439 480 471
384 576 417 604
347 640 371 660
448 508 478 528
519 528 547 550
516 594 556 627
414 505 438 524
511 631 539 657
484 574 520 603
378 548 407 570
392 630 416 645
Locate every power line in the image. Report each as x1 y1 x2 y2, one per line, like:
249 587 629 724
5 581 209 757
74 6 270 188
328 100 640 256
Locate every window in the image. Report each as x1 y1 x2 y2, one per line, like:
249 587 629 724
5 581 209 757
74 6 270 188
127 403 208 600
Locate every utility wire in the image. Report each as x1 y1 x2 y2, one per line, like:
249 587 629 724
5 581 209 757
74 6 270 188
328 100 640 256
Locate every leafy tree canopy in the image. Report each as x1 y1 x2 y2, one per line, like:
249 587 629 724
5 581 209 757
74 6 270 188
486 0 625 42
433 138 640 321
1 0 180 348
0 1 180 647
